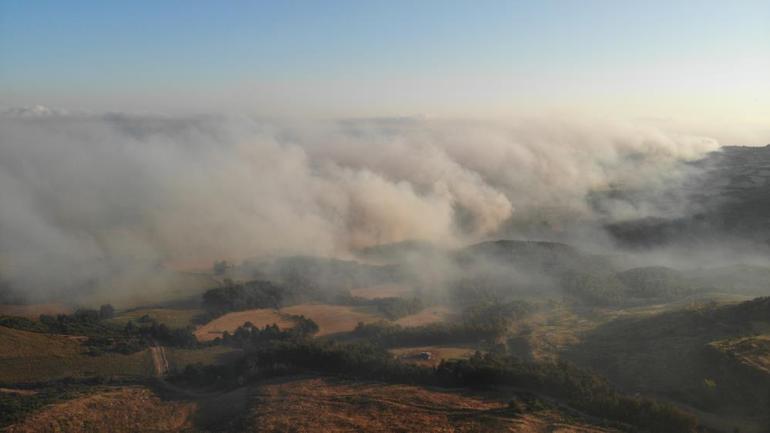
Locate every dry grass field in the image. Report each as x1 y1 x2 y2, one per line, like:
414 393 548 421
0 326 154 382
349 283 412 299
0 304 72 319
196 304 383 341
394 305 451 327
247 377 622 433
194 309 293 342
280 304 381 336
109 308 203 329
166 346 242 373
5 387 196 433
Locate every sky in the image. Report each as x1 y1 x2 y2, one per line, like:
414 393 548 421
1 0 769 126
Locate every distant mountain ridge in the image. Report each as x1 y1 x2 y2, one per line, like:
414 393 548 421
605 144 770 248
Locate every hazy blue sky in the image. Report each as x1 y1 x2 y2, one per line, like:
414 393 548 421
1 0 768 123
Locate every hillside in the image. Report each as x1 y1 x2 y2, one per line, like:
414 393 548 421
0 326 154 383
247 377 626 433
606 145 770 248
565 297 770 432
5 387 196 433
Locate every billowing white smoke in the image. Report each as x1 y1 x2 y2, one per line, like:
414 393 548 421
0 110 719 300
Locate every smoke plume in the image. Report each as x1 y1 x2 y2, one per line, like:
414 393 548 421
0 109 721 301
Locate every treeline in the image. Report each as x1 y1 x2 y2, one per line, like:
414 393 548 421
0 306 197 355
352 300 533 347
1 308 120 337
173 338 696 433
200 278 425 323
338 295 423 320
561 266 702 307
353 321 499 347
217 315 319 349
197 280 320 322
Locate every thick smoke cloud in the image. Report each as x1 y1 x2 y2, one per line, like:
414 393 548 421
0 109 720 301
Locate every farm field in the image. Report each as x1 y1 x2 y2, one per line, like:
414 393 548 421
109 308 203 329
0 326 154 383
5 387 196 433
194 309 293 342
394 305 451 327
0 304 72 319
247 377 622 433
197 304 384 341
279 304 381 336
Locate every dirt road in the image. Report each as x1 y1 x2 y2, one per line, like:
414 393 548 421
149 339 169 377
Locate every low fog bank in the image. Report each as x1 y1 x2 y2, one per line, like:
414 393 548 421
2 108 767 304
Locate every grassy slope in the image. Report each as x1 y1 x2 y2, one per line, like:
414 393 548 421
166 346 242 373
247 377 625 433
5 386 196 433
564 301 770 433
279 304 381 336
708 335 770 376
0 326 154 383
109 308 203 329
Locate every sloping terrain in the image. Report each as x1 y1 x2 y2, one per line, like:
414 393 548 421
565 298 770 433
708 335 770 376
393 305 451 327
0 304 72 319
278 304 381 336
247 377 624 433
110 308 203 329
0 326 154 382
5 387 196 433
606 145 770 247
194 309 293 342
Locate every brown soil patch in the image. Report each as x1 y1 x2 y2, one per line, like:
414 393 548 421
6 387 196 433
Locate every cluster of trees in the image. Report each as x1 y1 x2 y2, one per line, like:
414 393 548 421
201 280 295 317
462 300 533 329
218 315 319 348
560 271 626 306
200 277 426 324
561 266 702 307
352 300 533 348
1 304 197 355
36 305 119 337
353 320 500 348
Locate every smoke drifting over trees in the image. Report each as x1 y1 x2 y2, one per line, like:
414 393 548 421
0 109 726 300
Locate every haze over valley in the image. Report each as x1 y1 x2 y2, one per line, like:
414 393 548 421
1 1 769 432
